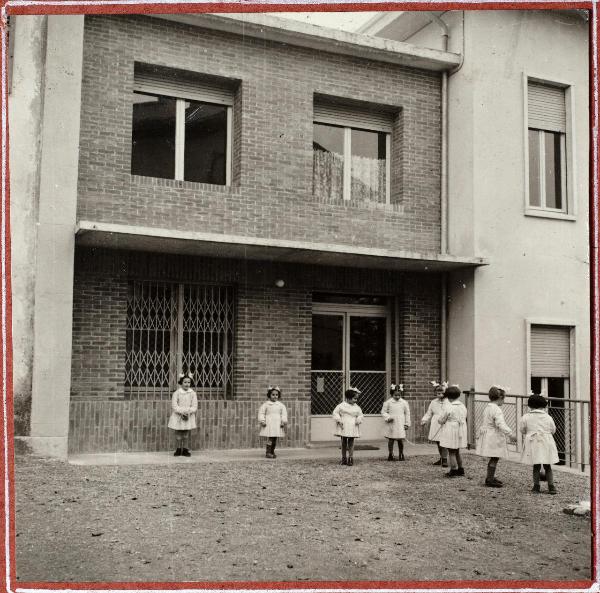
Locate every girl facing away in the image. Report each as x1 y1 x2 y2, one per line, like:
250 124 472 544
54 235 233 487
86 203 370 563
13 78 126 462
381 383 411 461
421 381 449 467
167 373 198 457
332 387 363 466
437 385 467 478
520 394 559 494
258 386 288 459
476 386 517 488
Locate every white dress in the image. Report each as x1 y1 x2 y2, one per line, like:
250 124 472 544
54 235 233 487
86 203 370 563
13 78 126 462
381 397 411 439
167 388 198 430
437 400 468 449
421 398 448 441
258 400 288 438
475 403 514 458
519 410 560 465
332 402 364 438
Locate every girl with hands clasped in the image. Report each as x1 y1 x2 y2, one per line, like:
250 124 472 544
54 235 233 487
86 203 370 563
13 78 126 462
520 394 559 494
381 384 411 461
421 381 449 467
167 373 198 457
258 386 288 459
333 387 363 466
476 386 517 488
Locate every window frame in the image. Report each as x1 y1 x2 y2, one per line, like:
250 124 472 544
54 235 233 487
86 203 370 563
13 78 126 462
525 319 576 400
523 74 576 220
313 107 392 204
132 79 233 186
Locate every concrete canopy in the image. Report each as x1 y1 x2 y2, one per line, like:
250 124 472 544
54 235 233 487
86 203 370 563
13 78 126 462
76 221 488 273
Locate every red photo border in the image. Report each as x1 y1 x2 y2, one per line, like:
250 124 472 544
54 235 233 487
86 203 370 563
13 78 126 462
0 2 597 592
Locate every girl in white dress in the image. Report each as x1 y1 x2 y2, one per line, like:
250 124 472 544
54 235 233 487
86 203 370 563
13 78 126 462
421 381 449 466
167 373 198 457
332 387 363 466
437 385 467 477
476 386 517 488
520 394 559 494
381 384 411 461
258 386 288 459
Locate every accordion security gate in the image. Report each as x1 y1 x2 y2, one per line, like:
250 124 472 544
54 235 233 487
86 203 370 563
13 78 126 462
125 281 234 400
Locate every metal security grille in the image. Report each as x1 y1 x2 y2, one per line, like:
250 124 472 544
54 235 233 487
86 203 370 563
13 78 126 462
311 371 344 415
125 281 234 399
350 371 387 415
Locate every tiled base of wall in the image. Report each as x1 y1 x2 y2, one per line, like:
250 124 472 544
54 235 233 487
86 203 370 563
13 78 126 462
68 399 311 454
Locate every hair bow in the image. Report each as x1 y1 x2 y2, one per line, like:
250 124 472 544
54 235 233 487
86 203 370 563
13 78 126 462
348 386 361 394
178 372 194 380
390 383 404 392
430 381 449 390
267 385 281 393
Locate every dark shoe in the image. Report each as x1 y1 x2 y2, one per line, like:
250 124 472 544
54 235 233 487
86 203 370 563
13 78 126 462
266 453 275 459
445 469 458 478
398 453 405 461
441 459 448 468
432 459 442 466
347 457 354 466
174 448 182 457
455 467 465 476
340 458 347 465
548 485 557 495
181 448 191 457
531 484 541 493
272 453 277 458
387 454 395 461
485 479 502 488
491 477 502 485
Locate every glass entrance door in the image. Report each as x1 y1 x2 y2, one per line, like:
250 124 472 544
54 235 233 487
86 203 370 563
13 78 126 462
311 306 389 416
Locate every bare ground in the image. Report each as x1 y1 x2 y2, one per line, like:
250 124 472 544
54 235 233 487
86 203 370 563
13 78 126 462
13 451 591 584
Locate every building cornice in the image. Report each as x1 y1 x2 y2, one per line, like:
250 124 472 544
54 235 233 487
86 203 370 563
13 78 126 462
151 13 461 72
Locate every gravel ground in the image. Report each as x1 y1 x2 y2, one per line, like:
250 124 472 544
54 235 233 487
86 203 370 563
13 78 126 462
14 451 591 583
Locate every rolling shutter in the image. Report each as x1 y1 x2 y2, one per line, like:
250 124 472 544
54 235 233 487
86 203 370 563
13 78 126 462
528 82 566 133
314 102 393 133
134 71 234 106
531 325 570 378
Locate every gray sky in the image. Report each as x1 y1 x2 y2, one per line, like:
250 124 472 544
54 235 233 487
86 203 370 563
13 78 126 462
271 11 378 31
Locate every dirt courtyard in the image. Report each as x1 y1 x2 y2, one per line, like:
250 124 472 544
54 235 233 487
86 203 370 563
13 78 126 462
13 449 591 584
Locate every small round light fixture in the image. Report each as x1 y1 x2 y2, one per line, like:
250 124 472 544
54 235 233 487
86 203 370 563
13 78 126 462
275 279 285 288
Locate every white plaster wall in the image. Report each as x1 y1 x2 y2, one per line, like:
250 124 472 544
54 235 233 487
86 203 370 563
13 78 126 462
383 10 590 399
466 11 589 398
8 16 46 402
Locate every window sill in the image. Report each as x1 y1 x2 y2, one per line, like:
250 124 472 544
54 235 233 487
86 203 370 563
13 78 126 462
313 194 405 214
525 208 576 222
131 174 238 193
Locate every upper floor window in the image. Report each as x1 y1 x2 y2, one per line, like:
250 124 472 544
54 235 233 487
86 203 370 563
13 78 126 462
131 65 234 185
527 81 569 214
313 100 392 204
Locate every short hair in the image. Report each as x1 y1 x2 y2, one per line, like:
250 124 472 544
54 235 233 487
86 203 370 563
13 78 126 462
528 394 548 409
177 373 194 386
267 387 281 399
445 386 461 401
488 386 506 401
345 388 360 399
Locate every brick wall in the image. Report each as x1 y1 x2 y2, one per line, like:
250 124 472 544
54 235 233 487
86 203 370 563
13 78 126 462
77 15 442 253
69 248 441 451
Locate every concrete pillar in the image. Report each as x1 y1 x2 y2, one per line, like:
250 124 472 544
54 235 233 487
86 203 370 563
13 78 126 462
29 15 84 458
8 16 46 435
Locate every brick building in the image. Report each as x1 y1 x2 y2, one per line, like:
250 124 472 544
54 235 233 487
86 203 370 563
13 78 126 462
10 13 484 456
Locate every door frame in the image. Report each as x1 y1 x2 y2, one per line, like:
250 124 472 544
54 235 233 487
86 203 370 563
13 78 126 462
311 301 391 415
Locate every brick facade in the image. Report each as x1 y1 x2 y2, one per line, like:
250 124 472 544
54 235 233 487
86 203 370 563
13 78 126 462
77 15 442 253
69 248 441 452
